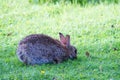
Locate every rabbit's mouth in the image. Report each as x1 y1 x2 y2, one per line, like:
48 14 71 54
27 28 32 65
69 55 77 60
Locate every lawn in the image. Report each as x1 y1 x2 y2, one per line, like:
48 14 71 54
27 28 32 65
0 0 120 80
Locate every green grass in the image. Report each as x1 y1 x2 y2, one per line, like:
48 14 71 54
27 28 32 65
29 0 120 5
0 0 120 80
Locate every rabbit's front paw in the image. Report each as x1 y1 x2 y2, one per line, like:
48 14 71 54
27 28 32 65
53 57 62 64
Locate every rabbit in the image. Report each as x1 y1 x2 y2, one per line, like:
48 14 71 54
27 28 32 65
16 33 77 65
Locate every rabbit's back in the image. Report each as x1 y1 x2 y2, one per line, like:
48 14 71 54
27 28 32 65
17 34 67 65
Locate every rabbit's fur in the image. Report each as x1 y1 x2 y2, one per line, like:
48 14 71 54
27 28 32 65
16 33 77 65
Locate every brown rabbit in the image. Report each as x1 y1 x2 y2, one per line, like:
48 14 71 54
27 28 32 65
16 33 77 65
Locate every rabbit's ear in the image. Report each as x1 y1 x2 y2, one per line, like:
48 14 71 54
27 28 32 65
66 35 70 46
59 33 67 46
59 33 70 47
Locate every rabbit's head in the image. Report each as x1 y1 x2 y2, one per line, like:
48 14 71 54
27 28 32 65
59 33 77 59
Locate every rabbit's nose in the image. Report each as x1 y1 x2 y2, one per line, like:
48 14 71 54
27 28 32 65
74 56 77 59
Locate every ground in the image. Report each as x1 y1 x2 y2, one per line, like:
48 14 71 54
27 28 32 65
0 0 120 80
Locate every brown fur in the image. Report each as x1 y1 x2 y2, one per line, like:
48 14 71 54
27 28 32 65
16 33 77 65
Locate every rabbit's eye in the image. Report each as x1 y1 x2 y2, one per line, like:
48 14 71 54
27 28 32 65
75 49 77 54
